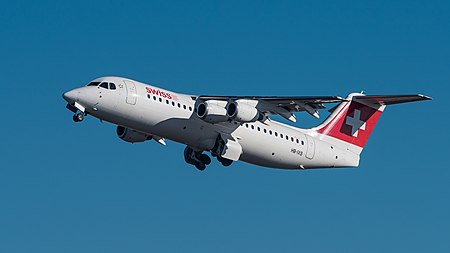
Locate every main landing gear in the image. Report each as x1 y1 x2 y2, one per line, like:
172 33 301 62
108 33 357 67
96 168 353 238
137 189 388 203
210 135 233 167
184 136 234 171
217 156 233 167
184 146 211 171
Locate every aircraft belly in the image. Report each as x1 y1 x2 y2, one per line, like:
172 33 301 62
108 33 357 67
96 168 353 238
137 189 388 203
153 118 218 150
236 130 303 169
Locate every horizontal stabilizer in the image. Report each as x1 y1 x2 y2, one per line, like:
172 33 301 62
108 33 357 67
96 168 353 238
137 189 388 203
352 94 431 106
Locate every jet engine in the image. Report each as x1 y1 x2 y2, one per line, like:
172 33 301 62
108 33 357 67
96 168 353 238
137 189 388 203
196 100 229 123
226 100 260 122
116 126 152 143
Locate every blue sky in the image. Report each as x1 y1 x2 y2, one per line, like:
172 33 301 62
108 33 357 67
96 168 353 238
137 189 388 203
0 0 448 252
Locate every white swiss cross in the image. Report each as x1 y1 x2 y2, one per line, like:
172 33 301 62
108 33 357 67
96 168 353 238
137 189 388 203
345 109 366 137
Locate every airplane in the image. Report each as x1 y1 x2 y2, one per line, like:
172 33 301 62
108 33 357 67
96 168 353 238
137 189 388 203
62 76 431 171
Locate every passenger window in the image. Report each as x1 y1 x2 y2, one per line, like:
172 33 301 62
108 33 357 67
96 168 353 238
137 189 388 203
153 96 157 100
269 130 272 135
178 103 181 108
183 105 186 109
172 101 175 106
99 82 108 89
147 94 151 99
280 134 283 138
189 106 192 111
251 125 255 130
264 129 267 133
257 127 260 131
301 141 305 145
275 132 278 137
166 100 169 104
109 83 116 90
159 98 162 102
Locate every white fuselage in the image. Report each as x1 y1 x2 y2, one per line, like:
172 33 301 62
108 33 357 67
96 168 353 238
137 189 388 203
65 77 360 169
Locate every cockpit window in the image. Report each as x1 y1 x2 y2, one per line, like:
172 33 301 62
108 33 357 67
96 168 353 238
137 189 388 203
99 82 109 89
88 81 116 90
87 82 100 86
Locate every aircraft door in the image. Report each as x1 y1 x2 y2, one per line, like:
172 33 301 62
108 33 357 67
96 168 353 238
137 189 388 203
305 135 315 159
124 80 137 105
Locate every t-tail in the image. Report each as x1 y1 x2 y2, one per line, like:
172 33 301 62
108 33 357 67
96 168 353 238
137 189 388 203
311 93 431 157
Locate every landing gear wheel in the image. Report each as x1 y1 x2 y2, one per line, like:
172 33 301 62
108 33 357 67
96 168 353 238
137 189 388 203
184 146 209 171
199 154 211 165
73 113 84 122
219 157 233 167
195 163 206 171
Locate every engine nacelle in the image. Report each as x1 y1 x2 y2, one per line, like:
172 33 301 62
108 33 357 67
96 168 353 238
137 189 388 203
196 100 229 123
226 100 260 122
116 126 151 143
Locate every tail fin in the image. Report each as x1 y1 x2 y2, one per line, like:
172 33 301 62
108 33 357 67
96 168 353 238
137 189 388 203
312 93 431 155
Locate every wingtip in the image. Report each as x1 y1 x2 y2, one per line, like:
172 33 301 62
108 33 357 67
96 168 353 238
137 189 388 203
418 94 432 100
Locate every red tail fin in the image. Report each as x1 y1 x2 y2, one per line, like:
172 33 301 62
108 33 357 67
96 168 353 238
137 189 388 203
314 93 384 149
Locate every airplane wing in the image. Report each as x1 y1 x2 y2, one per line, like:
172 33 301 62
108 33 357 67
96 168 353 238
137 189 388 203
198 95 345 121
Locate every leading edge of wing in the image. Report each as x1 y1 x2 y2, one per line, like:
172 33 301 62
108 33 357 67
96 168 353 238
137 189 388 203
198 95 345 103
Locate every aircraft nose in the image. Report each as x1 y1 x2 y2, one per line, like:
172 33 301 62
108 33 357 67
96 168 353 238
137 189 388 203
63 89 78 103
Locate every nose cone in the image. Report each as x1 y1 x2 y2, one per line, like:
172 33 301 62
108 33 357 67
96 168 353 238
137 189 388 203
63 89 78 103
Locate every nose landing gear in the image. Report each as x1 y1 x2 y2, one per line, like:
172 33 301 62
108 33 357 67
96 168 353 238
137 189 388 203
66 102 86 123
72 112 85 122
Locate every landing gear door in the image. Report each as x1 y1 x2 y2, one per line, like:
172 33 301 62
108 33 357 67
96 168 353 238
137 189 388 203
124 80 137 105
305 135 315 159
220 134 242 161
